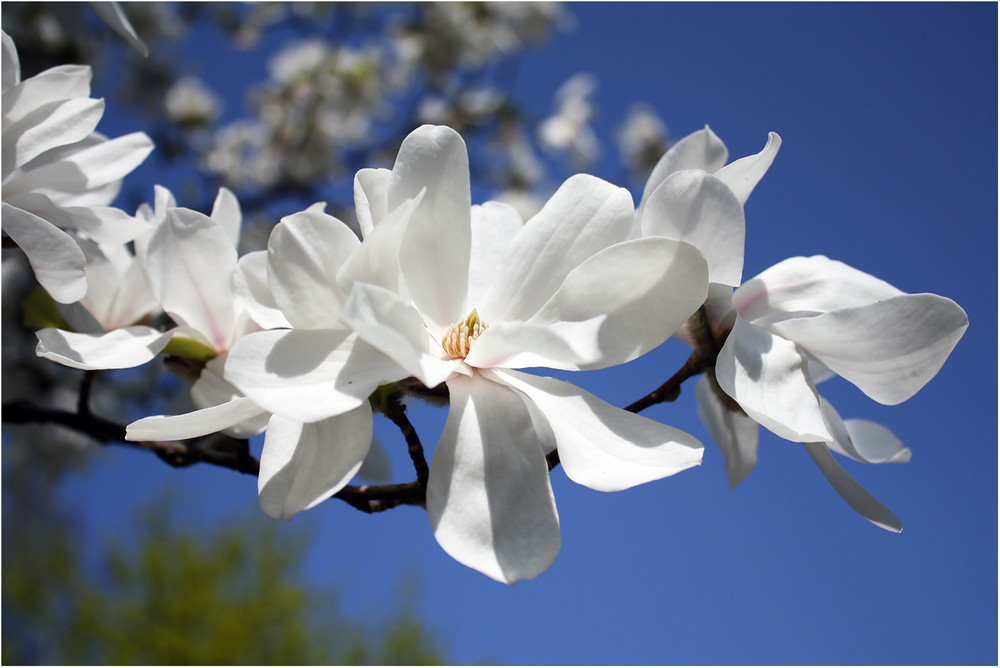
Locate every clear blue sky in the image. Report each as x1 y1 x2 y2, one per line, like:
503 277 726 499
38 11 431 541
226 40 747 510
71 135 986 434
54 2 996 664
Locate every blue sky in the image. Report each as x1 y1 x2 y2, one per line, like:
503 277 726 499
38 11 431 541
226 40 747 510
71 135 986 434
41 2 997 664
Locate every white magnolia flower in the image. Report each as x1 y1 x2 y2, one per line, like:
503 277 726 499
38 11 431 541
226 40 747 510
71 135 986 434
223 125 709 583
1 30 154 303
697 255 968 530
537 72 600 167
165 75 221 126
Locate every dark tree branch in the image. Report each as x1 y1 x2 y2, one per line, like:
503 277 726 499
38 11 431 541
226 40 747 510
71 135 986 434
382 392 430 492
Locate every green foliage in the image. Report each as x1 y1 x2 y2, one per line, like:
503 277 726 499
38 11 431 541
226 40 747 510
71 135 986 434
2 489 450 665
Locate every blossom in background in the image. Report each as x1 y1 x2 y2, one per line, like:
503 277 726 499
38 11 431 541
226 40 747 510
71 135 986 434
537 72 600 167
1 29 154 303
165 75 221 127
222 125 709 582
616 103 671 180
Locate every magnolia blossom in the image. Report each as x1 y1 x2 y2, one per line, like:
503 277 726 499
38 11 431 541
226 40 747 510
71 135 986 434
537 73 600 167
1 30 154 303
224 125 710 583
696 255 968 530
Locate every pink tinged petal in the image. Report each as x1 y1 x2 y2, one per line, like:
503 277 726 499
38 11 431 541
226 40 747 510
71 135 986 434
426 372 560 584
267 209 358 329
210 187 241 248
35 325 178 370
482 174 635 323
145 207 238 351
712 131 782 205
529 237 709 369
232 251 291 330
2 65 92 124
734 255 903 324
694 375 759 489
494 369 703 492
640 170 745 286
353 167 391 238
803 442 902 533
768 293 968 405
2 31 20 90
395 125 472 333
90 2 149 57
4 97 105 173
467 201 523 309
126 397 268 442
638 125 729 216
336 192 422 296
817 397 911 464
223 329 402 423
1 202 87 303
258 407 373 520
340 282 461 389
715 316 832 442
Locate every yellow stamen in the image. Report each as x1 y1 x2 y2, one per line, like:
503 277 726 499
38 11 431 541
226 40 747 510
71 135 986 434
441 309 489 359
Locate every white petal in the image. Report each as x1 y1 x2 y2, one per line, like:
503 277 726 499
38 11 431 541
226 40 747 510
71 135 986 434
336 192 422 297
463 318 604 371
768 293 968 405
715 316 832 442
817 397 911 464
223 328 402 423
426 372 560 584
231 251 291 330
4 97 104 171
258 408 373 520
525 237 709 369
267 209 358 329
210 186 241 248
35 325 177 370
734 255 903 324
482 173 635 323
340 282 461 389
126 396 267 442
694 375 759 488
713 131 781 205
90 2 149 56
395 125 472 333
2 30 20 91
494 369 703 492
467 201 524 309
2 65 91 125
353 167 391 238
145 207 238 351
190 357 270 438
803 442 902 532
1 202 86 303
641 170 745 286
638 125 728 215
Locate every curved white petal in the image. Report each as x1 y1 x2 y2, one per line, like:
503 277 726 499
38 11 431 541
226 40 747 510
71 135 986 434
715 316 832 442
426 372 560 584
2 31 20 91
694 375 759 488
712 131 781 205
35 325 179 370
467 201 524 309
768 293 968 405
638 126 728 215
463 318 604 371
190 357 271 438
1 202 86 303
394 125 471 333
734 255 903 324
526 237 709 369
353 167 391 237
267 209 358 329
224 328 401 423
494 368 703 492
803 442 902 532
145 207 238 351
231 251 291 330
817 397 911 464
340 282 460 389
90 2 149 56
2 64 91 125
258 407 373 520
5 97 104 171
126 396 267 442
210 186 241 248
641 170 745 286
482 173 635 323
336 192 422 297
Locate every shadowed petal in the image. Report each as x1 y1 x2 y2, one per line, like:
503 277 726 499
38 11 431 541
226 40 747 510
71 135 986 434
803 442 902 532
1 202 86 303
695 375 759 488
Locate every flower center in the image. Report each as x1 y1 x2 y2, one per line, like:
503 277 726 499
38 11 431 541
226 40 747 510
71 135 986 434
442 309 489 359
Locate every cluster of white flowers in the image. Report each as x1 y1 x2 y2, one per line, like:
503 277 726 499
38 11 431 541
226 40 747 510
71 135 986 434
3 28 968 584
